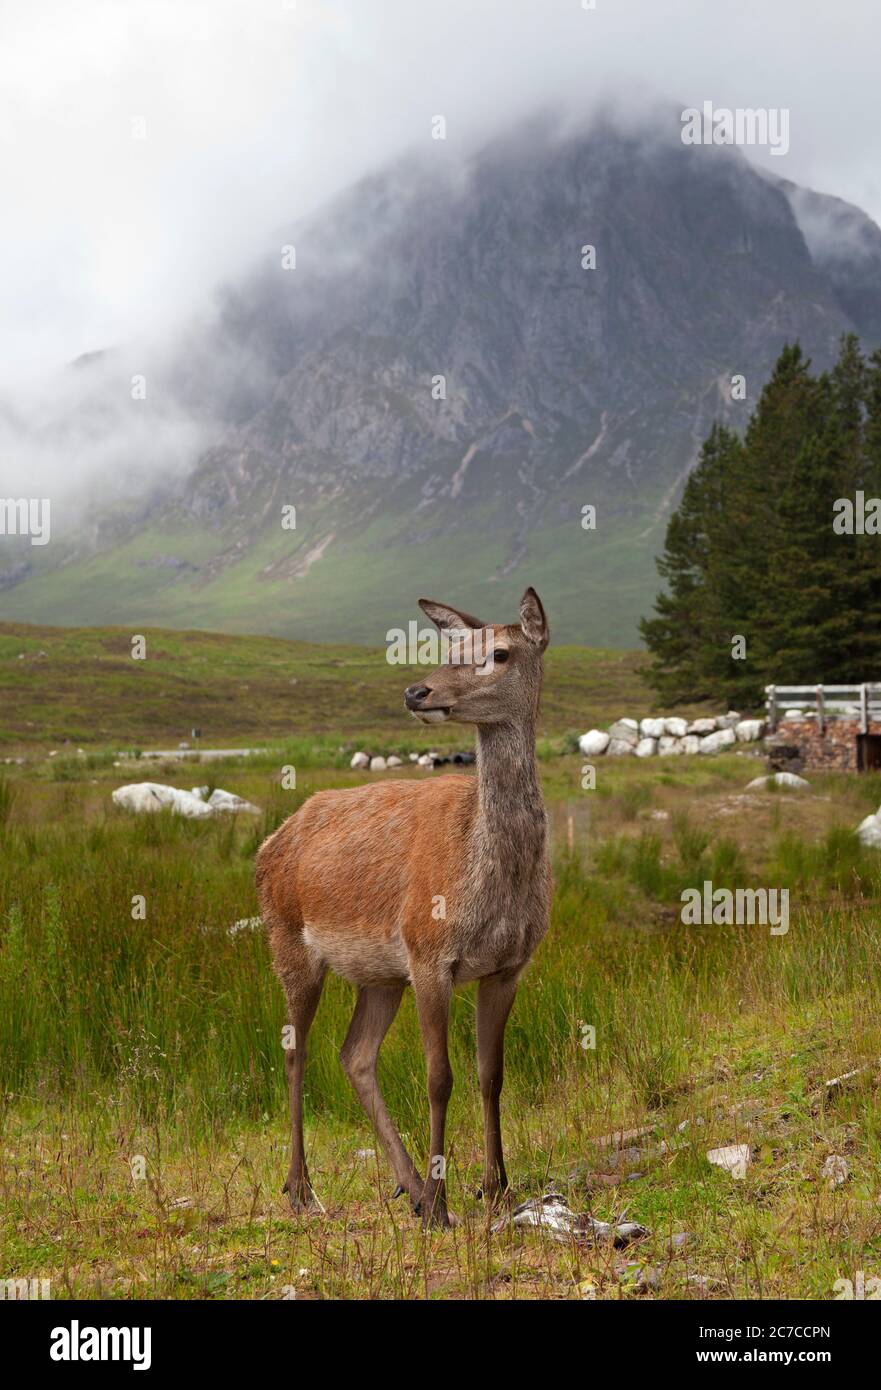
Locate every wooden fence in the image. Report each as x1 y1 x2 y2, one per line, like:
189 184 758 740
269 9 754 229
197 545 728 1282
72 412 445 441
765 683 881 735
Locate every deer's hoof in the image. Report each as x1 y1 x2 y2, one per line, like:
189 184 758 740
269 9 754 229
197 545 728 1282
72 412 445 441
392 1183 424 1212
282 1176 320 1214
422 1213 454 1232
420 1205 456 1231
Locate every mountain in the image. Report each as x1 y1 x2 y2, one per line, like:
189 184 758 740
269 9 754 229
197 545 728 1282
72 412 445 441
3 109 881 647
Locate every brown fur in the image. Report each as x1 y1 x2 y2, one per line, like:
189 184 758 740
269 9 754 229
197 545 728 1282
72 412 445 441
256 588 552 1227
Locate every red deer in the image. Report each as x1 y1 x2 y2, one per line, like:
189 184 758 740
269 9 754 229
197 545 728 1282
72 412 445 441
255 589 552 1228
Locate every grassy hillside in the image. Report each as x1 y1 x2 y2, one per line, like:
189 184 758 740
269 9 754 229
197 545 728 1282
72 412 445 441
0 486 668 650
0 620 661 750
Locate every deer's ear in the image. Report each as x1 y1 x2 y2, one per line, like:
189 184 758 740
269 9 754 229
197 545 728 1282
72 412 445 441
418 598 486 632
519 587 549 650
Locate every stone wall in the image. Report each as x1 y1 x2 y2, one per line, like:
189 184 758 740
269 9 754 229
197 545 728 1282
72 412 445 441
770 719 881 771
579 714 764 759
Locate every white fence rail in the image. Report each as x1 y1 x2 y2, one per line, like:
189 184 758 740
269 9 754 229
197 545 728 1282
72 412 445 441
765 683 881 734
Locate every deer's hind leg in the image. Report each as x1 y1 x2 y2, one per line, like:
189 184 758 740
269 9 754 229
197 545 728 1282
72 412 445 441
340 984 424 1209
276 943 326 1212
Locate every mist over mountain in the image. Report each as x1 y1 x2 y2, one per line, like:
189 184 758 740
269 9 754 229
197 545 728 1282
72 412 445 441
4 109 880 647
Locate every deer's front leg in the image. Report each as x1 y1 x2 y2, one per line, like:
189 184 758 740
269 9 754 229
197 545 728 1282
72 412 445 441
411 967 454 1230
476 970 519 1204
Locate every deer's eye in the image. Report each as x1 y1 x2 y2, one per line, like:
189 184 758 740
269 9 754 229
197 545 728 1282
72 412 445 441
492 649 509 663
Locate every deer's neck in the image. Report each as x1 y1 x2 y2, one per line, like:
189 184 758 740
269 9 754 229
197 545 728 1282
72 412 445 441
473 719 546 866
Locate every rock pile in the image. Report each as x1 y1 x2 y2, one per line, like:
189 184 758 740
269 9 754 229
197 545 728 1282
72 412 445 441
112 783 260 817
579 714 765 759
350 749 476 771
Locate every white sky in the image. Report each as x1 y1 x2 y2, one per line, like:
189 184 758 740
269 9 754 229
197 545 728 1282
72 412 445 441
1 0 879 391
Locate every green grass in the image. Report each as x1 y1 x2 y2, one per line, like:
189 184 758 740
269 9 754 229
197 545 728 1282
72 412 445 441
2 747 881 1299
0 619 675 751
0 472 677 649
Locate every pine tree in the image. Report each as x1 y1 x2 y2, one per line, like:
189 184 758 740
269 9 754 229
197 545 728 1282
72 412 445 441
639 424 744 702
641 337 881 705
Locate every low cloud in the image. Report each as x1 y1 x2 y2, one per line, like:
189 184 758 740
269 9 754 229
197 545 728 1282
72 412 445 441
3 0 881 514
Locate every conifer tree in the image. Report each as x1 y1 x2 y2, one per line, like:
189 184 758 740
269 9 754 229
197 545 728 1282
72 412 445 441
641 337 881 705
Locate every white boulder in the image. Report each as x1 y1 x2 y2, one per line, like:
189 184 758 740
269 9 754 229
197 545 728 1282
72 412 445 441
579 729 611 756
699 728 737 754
663 717 688 738
746 772 811 791
783 709 804 719
735 719 765 743
608 719 639 746
635 737 658 758
857 813 881 848
772 771 811 790
658 735 684 756
639 717 665 739
386 755 403 768
350 751 370 770
417 753 434 767
113 783 216 818
207 788 260 814
369 756 387 772
688 718 717 735
607 738 635 756
681 735 701 755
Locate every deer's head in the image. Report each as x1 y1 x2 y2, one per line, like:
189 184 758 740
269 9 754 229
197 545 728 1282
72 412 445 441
404 588 549 727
